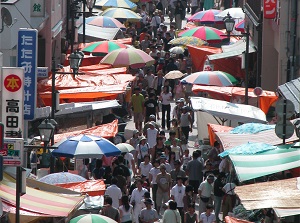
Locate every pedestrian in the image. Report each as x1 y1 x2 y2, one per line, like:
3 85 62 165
149 159 161 210
119 195 133 223
92 159 105 180
222 180 238 219
153 70 165 96
105 178 122 208
152 137 165 161
198 175 215 214
185 151 204 201
171 176 186 223
144 93 160 123
130 179 148 223
138 154 153 187
184 203 198 223
175 1 185 30
156 164 172 213
162 200 181 223
159 154 172 173
30 149 38 175
190 0 199 15
135 137 150 167
146 121 159 152
182 149 191 171
170 160 186 186
213 172 226 223
113 155 131 185
170 118 181 139
101 196 120 222
179 106 193 142
140 198 159 223
159 86 172 130
130 129 141 156
130 87 145 132
183 185 194 212
199 204 216 223
151 10 161 37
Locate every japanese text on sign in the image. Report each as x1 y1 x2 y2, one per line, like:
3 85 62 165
0 138 24 166
18 29 37 120
264 0 277 19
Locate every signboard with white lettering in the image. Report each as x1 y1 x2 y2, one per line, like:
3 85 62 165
17 29 38 120
31 0 45 17
1 67 24 138
37 67 48 78
0 138 24 166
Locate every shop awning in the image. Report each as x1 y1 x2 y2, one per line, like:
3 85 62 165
278 77 300 113
56 180 106 196
0 173 83 219
192 85 278 114
235 177 300 217
191 97 267 124
229 145 300 182
78 24 121 40
207 123 233 146
54 119 119 143
225 216 253 223
215 128 299 151
208 38 256 60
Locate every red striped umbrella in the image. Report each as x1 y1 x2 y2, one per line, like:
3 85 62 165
178 26 227 43
86 16 126 30
187 9 223 24
82 41 127 56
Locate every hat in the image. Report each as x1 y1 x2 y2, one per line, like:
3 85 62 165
140 136 147 142
149 114 156 119
133 129 139 134
164 199 174 206
207 174 215 181
144 198 154 205
160 155 167 160
182 106 189 110
160 23 164 26
143 191 151 198
149 121 155 126
141 174 147 178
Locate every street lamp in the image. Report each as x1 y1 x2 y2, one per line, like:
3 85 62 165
223 13 250 105
86 0 96 12
38 119 57 152
69 51 85 76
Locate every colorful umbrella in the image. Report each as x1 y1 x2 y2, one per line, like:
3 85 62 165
100 8 142 21
216 7 245 19
178 26 227 43
86 16 126 30
235 19 245 32
187 9 223 24
181 71 236 86
116 143 135 153
38 172 86 185
52 134 121 158
169 37 207 47
82 41 127 56
100 48 155 69
95 0 137 10
169 46 184 55
70 214 118 223
165 70 185 79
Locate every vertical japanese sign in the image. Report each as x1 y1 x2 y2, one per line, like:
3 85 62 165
264 0 277 19
1 68 24 138
17 29 38 120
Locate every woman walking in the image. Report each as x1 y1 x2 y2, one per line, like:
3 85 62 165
159 86 172 130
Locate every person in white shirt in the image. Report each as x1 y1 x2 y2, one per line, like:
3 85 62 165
148 159 160 210
124 152 136 177
105 178 122 208
199 204 216 223
130 179 148 223
198 175 215 214
147 122 158 150
135 137 150 166
144 69 155 89
138 155 153 180
171 177 186 222
222 181 237 219
151 11 161 36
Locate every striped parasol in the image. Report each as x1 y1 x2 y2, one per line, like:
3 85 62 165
82 41 127 56
86 16 126 30
95 0 137 10
187 9 223 24
100 8 142 21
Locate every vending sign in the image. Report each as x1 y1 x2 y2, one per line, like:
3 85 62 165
0 138 24 166
1 68 24 138
17 28 38 120
264 0 277 19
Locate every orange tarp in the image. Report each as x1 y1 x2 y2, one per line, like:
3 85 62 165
54 120 118 143
187 45 245 78
207 123 233 146
192 85 278 114
56 180 106 196
225 216 253 223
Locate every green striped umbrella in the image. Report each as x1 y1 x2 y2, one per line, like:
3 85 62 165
218 71 239 85
178 26 227 43
70 214 118 223
82 41 127 56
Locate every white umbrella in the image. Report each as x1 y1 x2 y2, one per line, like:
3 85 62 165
116 143 135 153
216 8 245 19
165 70 185 79
169 46 184 55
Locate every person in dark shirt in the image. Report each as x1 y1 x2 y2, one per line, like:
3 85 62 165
113 156 131 186
163 32 173 52
144 93 160 122
213 172 226 223
92 159 105 179
166 58 178 73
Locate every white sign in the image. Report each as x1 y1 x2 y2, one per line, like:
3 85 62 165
31 0 45 17
1 68 24 138
37 67 48 78
0 138 24 166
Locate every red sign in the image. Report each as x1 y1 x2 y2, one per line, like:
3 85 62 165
264 0 277 19
4 74 22 92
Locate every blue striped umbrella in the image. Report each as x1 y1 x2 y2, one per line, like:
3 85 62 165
52 134 121 158
86 16 126 30
95 0 137 10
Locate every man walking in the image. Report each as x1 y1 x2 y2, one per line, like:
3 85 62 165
130 87 145 132
156 164 172 214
